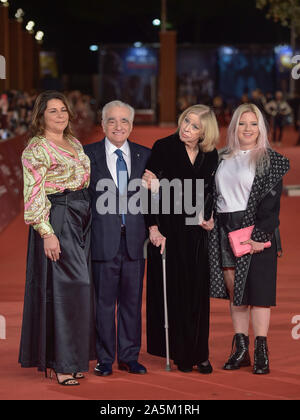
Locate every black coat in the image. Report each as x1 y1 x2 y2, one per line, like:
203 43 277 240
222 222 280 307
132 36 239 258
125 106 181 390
209 149 290 306
145 133 218 366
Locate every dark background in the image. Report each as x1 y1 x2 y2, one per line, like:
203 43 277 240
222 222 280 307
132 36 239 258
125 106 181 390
10 0 291 74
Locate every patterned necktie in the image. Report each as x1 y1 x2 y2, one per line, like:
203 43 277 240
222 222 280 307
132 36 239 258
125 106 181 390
115 149 128 225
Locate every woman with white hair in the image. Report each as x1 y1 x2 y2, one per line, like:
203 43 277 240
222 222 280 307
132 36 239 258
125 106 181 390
143 105 219 374
209 103 290 375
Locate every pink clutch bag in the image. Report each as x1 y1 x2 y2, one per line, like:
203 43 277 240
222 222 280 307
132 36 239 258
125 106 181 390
228 225 272 258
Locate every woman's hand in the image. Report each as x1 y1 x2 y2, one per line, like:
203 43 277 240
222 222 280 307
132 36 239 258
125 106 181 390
200 216 215 232
142 170 159 193
241 239 265 255
43 234 61 262
149 226 166 255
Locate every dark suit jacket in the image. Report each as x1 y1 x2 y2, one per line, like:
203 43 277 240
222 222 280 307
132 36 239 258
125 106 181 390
84 139 151 261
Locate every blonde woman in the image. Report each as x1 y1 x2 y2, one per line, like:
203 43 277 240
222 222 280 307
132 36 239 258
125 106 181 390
143 105 219 373
209 103 290 374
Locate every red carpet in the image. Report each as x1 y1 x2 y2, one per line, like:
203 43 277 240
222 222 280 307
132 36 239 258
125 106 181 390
0 126 300 400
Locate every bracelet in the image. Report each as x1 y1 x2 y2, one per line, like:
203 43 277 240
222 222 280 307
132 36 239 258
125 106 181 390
42 233 54 239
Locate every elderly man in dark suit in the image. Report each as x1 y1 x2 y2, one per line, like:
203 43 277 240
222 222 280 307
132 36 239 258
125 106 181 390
84 100 151 376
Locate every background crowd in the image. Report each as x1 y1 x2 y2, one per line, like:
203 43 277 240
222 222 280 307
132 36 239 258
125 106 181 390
0 90 97 141
2 87 300 146
178 88 300 146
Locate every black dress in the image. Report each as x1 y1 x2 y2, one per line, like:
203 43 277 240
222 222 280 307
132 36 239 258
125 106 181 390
146 134 218 368
18 189 96 374
209 150 290 307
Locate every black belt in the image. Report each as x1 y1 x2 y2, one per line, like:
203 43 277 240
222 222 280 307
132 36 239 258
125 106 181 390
48 189 90 204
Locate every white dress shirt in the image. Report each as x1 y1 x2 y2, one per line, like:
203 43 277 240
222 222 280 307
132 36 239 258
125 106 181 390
216 150 256 213
105 137 131 186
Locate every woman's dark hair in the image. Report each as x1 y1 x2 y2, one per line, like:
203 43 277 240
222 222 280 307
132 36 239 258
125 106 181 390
29 90 75 138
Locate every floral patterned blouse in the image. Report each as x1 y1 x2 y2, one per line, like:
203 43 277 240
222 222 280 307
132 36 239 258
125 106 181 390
22 136 90 237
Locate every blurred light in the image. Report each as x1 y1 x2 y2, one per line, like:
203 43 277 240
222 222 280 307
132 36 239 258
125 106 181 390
274 44 292 55
89 45 99 52
275 45 294 70
15 8 25 22
152 19 161 26
26 21 35 32
281 55 292 67
0 0 9 7
134 42 143 48
135 47 148 57
35 31 44 43
220 46 235 55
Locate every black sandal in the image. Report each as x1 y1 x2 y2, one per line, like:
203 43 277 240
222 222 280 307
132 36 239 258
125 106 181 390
57 376 80 386
47 369 80 386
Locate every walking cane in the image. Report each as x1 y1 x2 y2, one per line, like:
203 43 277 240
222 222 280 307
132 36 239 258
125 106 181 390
161 244 171 371
144 239 171 372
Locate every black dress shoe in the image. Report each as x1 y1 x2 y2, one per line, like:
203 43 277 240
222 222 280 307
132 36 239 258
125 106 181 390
197 360 213 374
118 361 147 374
94 363 113 377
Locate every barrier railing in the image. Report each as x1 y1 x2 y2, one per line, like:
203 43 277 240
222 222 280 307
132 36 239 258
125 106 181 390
0 134 26 232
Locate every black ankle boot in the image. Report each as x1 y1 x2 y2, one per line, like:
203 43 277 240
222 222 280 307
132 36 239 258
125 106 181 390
223 333 251 370
253 336 270 375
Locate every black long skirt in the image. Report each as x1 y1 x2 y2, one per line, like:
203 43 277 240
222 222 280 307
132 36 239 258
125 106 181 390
19 189 96 374
147 226 210 368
